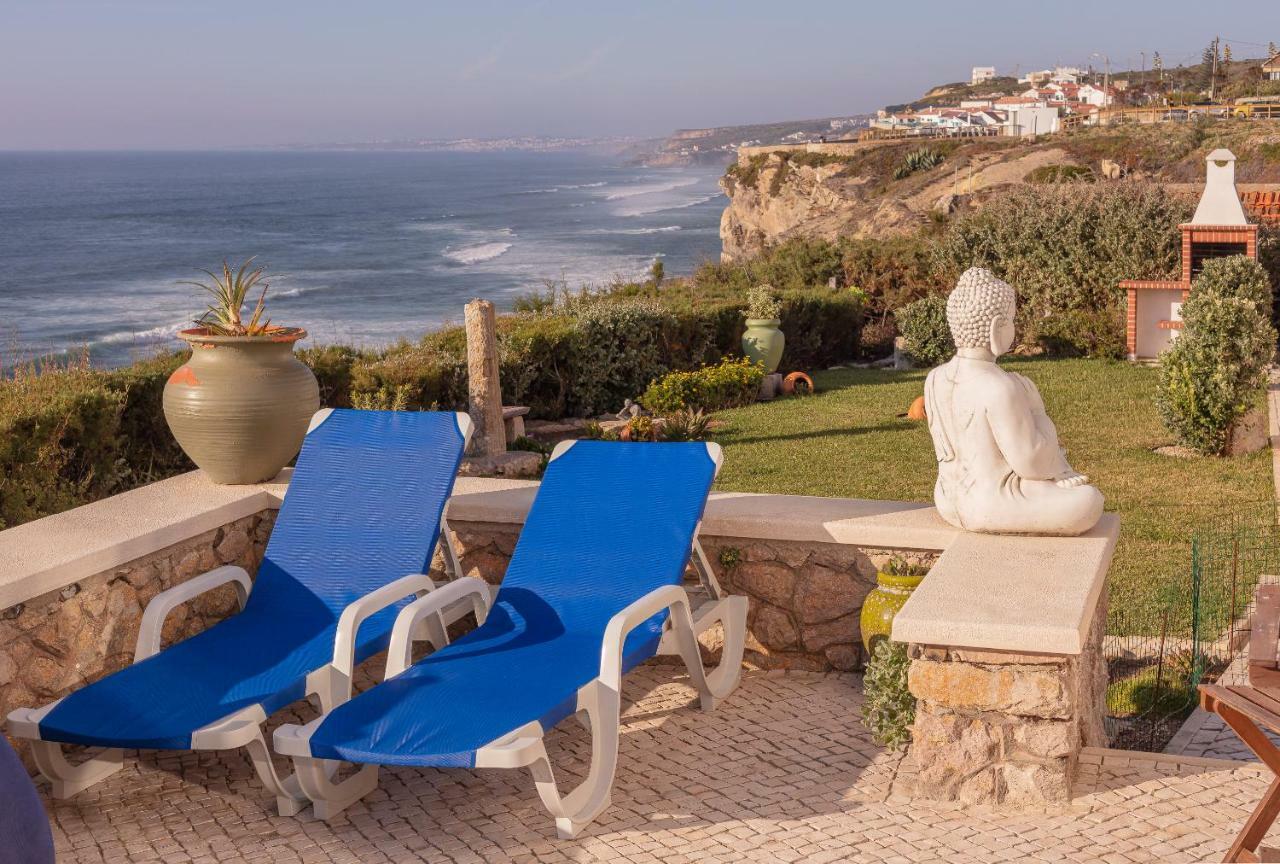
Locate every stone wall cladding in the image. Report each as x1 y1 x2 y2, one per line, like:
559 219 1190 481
442 526 941 673
0 510 275 767
684 538 935 673
906 583 1109 806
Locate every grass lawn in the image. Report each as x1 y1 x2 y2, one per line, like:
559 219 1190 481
710 358 1274 636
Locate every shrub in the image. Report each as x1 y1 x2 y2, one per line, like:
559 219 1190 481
1024 164 1096 184
840 235 939 314
895 293 954 367
1027 308 1126 359
861 640 915 751
641 357 764 415
1194 253 1274 308
298 344 366 408
935 183 1191 356
0 362 126 529
1156 257 1277 455
349 330 469 414
102 352 192 483
746 284 781 320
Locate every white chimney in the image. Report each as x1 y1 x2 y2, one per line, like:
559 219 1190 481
1191 149 1249 226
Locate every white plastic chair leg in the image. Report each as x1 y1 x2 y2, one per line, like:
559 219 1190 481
293 755 379 820
528 681 621 839
670 593 747 711
30 741 123 799
242 729 313 816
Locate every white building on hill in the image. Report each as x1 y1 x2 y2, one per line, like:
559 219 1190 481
971 66 996 85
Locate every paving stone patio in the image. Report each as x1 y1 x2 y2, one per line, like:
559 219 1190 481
43 666 1279 863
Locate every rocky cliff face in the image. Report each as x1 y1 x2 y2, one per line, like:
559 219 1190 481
718 143 1077 261
717 121 1280 261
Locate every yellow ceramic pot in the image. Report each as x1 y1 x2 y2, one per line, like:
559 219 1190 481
860 570 925 653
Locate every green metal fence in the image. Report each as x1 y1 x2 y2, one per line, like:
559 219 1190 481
1104 500 1280 751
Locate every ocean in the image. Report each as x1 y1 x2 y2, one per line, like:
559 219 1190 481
0 150 727 368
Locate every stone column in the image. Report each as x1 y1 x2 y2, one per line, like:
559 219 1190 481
904 585 1108 806
464 299 505 458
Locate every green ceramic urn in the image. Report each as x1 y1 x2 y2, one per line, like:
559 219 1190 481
163 328 319 485
860 569 925 653
741 318 785 374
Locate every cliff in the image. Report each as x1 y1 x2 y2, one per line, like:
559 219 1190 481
631 115 871 167
718 121 1280 261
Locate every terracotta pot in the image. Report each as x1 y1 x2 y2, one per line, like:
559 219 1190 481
163 328 319 484
741 318 785 374
859 570 925 654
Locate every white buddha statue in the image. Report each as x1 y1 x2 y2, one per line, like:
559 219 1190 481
924 268 1104 536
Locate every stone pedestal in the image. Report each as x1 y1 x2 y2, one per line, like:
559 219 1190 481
758 373 783 401
904 585 1108 806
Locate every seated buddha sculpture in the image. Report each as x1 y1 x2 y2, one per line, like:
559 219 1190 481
923 268 1103 536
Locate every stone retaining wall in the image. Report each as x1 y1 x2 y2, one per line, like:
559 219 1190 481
444 521 938 673
0 510 275 767
905 585 1109 805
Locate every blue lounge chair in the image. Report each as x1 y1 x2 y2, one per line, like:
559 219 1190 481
8 408 471 815
274 440 748 837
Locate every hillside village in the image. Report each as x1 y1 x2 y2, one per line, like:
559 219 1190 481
875 50 1280 138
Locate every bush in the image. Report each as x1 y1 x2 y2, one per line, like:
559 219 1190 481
861 640 915 751
1024 164 1096 184
0 363 126 529
1157 257 1277 455
1027 308 1126 359
935 183 1191 356
102 351 193 483
895 293 954 367
641 357 764 415
840 235 939 315
298 344 367 408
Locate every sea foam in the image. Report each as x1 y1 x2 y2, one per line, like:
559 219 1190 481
443 241 513 264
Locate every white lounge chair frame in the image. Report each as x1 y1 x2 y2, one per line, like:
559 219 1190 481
7 410 474 814
274 440 748 837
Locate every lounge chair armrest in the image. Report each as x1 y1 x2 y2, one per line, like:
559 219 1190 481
332 572 437 683
385 576 492 678
135 565 252 662
599 584 690 690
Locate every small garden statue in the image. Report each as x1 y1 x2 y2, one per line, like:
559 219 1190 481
923 268 1103 536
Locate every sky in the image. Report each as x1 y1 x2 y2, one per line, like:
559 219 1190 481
2 0 1277 149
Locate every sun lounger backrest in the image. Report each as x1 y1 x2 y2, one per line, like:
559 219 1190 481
495 441 717 638
244 409 466 620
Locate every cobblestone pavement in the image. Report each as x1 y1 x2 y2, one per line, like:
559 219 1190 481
1167 707 1280 763
43 667 1280 863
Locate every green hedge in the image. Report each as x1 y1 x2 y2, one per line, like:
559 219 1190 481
346 289 862 420
0 354 195 530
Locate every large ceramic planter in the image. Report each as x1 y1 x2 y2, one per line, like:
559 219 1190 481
860 570 925 653
742 318 784 374
163 328 319 484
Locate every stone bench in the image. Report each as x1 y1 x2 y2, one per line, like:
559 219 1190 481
502 406 529 443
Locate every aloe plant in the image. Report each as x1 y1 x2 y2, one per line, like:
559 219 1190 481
180 258 273 336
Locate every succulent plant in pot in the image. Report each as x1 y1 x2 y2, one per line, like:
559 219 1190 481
741 284 784 374
162 258 320 484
